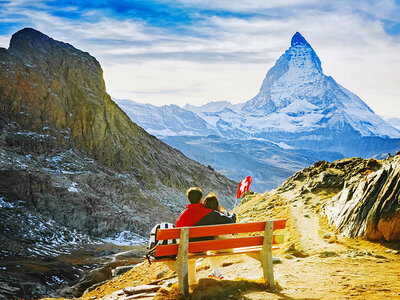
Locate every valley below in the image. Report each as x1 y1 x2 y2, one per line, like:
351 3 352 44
0 243 147 299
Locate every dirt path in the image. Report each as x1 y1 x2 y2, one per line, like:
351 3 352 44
288 195 347 255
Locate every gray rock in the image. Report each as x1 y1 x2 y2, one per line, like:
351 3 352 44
112 265 136 277
123 285 161 295
319 251 339 258
323 233 331 239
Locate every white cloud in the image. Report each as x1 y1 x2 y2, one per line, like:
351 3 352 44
0 36 10 48
0 0 399 117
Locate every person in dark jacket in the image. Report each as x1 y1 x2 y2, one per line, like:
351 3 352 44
175 187 236 284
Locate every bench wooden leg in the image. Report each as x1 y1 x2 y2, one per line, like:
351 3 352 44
260 220 274 289
176 227 189 298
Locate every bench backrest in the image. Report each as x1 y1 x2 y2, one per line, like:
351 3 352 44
155 220 286 258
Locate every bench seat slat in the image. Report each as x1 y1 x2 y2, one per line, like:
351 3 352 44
155 234 283 257
156 220 287 240
150 246 280 262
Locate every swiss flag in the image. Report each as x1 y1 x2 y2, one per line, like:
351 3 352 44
236 176 252 198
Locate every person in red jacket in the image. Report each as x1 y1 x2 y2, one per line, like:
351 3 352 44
175 187 236 284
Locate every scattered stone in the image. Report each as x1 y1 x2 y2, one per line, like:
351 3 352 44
323 233 331 239
123 285 161 295
304 214 310 218
272 257 282 264
385 250 399 254
285 254 295 259
112 265 135 277
161 279 176 288
374 254 388 259
156 268 169 279
221 261 234 267
346 250 372 257
291 250 308 258
112 290 125 296
319 251 339 258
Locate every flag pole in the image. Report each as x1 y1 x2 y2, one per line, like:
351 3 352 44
234 196 239 210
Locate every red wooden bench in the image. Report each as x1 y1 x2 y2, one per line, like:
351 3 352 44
150 220 287 297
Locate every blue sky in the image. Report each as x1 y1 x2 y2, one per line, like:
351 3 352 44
1 0 400 118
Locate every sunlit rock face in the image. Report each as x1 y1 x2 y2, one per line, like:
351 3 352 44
322 155 400 241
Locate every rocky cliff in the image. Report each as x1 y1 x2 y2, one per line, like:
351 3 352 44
323 155 400 241
0 28 236 249
277 153 400 241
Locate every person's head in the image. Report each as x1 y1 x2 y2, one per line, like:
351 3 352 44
203 192 220 211
186 187 203 204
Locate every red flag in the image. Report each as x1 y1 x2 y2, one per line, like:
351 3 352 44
236 176 252 198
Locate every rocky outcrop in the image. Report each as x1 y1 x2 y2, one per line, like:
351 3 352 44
323 155 400 241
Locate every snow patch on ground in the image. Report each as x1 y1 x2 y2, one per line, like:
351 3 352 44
102 231 147 246
68 182 80 192
0 197 14 208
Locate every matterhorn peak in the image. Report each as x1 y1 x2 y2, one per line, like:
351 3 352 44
291 32 309 47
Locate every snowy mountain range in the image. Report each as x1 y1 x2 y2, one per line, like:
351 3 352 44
116 32 400 191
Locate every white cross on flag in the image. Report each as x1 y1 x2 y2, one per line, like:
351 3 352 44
236 176 252 198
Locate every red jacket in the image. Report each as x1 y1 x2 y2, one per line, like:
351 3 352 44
176 203 213 227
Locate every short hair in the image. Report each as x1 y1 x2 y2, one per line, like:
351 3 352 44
186 187 203 204
204 193 219 211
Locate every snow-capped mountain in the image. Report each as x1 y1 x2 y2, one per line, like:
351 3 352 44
180 32 400 140
116 99 218 136
242 32 400 138
116 32 400 191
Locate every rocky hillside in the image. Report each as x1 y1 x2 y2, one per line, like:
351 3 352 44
0 28 236 249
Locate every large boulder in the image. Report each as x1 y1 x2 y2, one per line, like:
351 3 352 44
323 155 400 241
